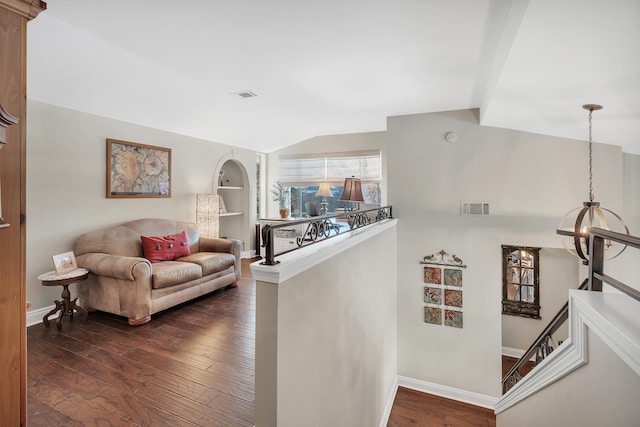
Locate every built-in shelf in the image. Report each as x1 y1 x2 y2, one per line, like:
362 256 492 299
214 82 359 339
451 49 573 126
220 212 243 217
218 186 243 190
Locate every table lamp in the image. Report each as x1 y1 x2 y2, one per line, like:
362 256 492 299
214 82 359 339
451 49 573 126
315 182 332 215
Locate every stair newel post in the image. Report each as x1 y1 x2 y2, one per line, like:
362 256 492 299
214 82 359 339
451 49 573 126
588 232 604 292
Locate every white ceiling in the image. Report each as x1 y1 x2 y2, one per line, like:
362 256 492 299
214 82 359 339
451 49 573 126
26 0 640 154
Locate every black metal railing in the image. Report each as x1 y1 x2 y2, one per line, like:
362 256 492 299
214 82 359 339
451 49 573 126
260 206 393 266
502 227 640 394
588 228 640 301
502 279 588 394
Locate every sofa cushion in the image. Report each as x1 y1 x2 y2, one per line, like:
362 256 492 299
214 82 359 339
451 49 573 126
151 261 202 289
141 231 191 263
176 252 235 276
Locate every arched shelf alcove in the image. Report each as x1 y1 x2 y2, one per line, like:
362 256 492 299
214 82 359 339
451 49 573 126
213 155 251 252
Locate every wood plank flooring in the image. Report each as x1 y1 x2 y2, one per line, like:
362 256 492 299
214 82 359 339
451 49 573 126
27 257 507 426
27 259 257 427
387 387 496 427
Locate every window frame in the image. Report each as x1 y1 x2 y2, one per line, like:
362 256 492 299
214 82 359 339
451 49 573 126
501 245 541 319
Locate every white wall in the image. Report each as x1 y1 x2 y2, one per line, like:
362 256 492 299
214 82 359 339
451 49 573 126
26 101 258 312
253 222 397 427
619 153 640 292
497 329 640 427
386 109 623 398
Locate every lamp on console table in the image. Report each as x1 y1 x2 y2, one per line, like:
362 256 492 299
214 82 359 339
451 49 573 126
338 176 365 211
315 182 332 215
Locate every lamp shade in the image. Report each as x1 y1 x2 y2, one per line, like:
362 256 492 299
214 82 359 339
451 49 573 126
338 177 364 203
196 194 219 238
316 182 332 197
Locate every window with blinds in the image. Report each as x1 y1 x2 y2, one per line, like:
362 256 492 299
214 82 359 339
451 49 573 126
278 150 381 186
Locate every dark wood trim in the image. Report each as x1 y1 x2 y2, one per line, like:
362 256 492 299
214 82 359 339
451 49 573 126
0 0 46 20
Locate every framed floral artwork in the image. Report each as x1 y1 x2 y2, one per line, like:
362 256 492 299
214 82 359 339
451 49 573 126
424 287 442 305
424 307 442 325
444 309 463 328
444 268 463 286
424 267 442 284
107 139 171 198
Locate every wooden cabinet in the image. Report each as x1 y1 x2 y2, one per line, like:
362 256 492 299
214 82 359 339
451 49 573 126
0 1 46 425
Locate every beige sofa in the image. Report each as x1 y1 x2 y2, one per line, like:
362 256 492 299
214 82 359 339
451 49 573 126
73 218 242 325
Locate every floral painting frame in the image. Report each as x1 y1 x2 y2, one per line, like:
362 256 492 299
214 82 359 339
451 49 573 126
107 139 171 198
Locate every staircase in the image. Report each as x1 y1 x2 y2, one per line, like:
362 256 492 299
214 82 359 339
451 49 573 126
495 228 640 426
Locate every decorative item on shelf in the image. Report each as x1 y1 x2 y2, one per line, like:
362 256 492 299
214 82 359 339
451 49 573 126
338 176 364 211
0 103 19 230
196 194 220 237
315 181 332 215
271 180 291 218
556 104 629 265
219 195 227 214
219 169 225 186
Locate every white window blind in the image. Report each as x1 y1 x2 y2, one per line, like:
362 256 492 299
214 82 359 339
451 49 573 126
279 150 381 186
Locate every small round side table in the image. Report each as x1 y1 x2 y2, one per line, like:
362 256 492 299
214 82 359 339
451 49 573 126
38 268 89 331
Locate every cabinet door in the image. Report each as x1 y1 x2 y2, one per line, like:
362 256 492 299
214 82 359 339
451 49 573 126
0 2 46 425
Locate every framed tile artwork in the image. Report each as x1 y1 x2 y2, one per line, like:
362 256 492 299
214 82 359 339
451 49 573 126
424 307 442 325
444 269 463 286
424 267 442 284
445 310 463 328
424 287 442 305
444 289 463 308
420 250 466 328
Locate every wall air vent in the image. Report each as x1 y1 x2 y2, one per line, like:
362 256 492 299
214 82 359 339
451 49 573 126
461 201 490 216
234 90 257 98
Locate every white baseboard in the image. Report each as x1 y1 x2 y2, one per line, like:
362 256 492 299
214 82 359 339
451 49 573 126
27 305 57 327
502 346 537 362
241 250 256 258
379 377 399 427
397 375 498 410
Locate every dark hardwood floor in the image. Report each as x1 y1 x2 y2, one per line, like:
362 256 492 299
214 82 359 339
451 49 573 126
27 257 511 426
27 259 257 426
387 387 496 427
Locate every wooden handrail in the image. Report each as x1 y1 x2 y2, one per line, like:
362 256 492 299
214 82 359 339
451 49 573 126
589 227 640 301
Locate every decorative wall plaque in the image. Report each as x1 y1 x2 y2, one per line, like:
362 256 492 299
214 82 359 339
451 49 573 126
420 250 465 328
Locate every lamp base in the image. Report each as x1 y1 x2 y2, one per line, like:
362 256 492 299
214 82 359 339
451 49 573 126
320 198 328 216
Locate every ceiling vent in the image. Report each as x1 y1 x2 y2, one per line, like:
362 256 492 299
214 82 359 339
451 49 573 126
461 201 490 216
234 91 257 98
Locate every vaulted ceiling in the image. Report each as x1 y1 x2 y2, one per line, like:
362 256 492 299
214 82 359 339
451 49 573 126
26 0 640 154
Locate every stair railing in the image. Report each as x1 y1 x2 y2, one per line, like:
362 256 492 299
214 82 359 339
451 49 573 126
502 227 640 394
502 279 588 394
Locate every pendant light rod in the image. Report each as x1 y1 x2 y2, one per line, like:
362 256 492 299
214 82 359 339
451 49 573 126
582 104 602 203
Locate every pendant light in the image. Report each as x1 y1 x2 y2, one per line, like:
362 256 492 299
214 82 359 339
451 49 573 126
556 104 629 265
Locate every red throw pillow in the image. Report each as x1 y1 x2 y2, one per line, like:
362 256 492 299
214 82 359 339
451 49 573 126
140 231 191 263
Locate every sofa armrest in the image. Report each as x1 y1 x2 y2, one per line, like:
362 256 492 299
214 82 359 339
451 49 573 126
199 237 242 281
76 253 152 281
